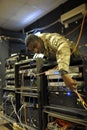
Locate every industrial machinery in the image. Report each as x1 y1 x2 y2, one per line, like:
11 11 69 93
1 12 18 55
3 53 26 121
43 58 87 130
2 54 87 130
15 58 45 130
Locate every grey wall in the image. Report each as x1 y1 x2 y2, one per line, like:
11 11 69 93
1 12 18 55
0 40 9 104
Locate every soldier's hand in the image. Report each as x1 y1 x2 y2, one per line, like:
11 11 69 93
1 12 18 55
62 74 77 91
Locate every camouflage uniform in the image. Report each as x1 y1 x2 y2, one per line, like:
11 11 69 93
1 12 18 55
38 33 80 72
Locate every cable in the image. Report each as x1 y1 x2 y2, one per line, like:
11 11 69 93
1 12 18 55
20 72 28 126
71 9 87 55
10 97 22 124
21 72 29 126
65 24 81 37
73 89 87 110
35 65 58 76
10 96 26 130
9 110 15 118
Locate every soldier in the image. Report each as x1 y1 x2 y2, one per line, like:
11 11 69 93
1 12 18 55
25 33 78 91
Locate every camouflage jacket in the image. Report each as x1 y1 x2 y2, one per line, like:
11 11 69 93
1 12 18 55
38 33 80 72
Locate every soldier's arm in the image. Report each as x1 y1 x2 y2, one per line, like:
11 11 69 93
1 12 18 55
49 34 71 72
49 34 77 90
